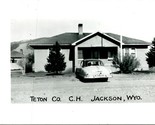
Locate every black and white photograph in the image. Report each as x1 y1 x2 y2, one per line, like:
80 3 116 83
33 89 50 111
1 0 155 124
10 0 155 104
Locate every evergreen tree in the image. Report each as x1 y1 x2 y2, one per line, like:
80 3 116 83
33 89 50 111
146 38 155 68
45 41 66 74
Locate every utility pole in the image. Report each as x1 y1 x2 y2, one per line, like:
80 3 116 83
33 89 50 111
120 35 123 62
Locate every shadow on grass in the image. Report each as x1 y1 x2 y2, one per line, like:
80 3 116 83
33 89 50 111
26 72 64 77
78 78 109 83
112 71 121 74
25 72 47 77
46 73 64 76
134 70 155 74
112 70 155 74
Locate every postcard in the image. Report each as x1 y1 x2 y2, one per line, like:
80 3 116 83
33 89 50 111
1 0 155 124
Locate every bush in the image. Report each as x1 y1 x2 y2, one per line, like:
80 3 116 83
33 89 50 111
112 54 140 73
17 53 34 73
25 62 33 73
25 53 34 73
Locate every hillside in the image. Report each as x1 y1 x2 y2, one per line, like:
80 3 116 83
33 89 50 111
11 40 34 55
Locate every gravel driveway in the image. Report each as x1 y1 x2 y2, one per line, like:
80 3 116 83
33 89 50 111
11 71 155 103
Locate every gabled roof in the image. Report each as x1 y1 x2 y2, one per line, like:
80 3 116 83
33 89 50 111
29 32 150 47
72 32 121 46
11 51 24 58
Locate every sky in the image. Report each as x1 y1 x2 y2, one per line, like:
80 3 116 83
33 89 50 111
11 0 155 42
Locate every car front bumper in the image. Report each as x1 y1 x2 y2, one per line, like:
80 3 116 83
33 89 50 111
84 74 112 79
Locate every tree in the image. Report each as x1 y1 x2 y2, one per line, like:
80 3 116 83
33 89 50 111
25 53 34 73
112 54 140 73
146 38 155 68
45 41 66 74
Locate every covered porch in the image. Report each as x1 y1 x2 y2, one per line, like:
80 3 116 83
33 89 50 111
70 32 121 72
72 46 119 72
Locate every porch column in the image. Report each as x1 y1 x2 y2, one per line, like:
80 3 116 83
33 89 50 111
74 46 78 72
117 46 120 58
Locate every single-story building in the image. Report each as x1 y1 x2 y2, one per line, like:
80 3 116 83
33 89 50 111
29 24 150 73
11 50 24 70
11 50 24 63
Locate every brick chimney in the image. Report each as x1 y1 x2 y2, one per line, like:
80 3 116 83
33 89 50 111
78 24 83 35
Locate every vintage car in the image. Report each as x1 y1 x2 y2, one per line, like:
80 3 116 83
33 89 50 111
75 59 112 81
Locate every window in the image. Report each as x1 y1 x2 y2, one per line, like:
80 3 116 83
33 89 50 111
78 47 117 60
100 48 108 59
83 49 91 59
11 58 17 63
78 49 83 59
124 48 136 57
107 48 117 60
125 48 129 56
130 48 136 57
91 49 99 59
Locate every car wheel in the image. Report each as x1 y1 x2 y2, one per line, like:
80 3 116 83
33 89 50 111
103 78 108 82
75 72 79 78
78 75 85 82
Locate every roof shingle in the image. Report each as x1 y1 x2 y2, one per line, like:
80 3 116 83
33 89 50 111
105 33 150 45
29 32 150 46
29 33 90 45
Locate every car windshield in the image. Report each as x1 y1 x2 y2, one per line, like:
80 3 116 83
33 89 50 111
81 60 104 67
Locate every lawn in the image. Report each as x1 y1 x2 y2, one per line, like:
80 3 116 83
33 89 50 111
11 71 155 103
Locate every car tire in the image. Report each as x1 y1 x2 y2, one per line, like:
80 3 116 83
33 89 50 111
103 78 108 82
78 76 85 82
75 71 78 78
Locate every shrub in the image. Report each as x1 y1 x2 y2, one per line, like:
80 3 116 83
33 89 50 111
112 54 140 73
25 62 33 73
17 53 34 73
25 53 34 73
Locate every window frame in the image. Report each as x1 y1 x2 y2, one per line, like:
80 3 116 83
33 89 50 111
123 47 137 57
